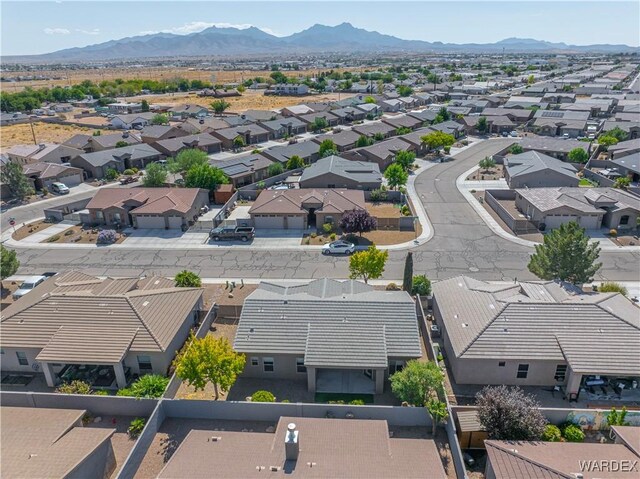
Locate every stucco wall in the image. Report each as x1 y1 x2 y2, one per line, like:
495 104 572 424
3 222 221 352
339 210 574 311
240 353 308 381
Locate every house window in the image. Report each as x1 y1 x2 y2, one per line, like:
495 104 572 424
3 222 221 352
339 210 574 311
296 358 306 373
16 351 28 366
363 369 373 379
390 360 405 374
620 215 630 225
0 348 4 354
137 355 153 372
498 361 506 367
251 357 259 367
517 364 529 379
554 365 568 382
263 357 274 373
96 211 104 220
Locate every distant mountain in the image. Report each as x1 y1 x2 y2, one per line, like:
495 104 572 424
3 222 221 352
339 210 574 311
5 23 638 62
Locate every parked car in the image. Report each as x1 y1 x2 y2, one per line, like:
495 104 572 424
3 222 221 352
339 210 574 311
509 131 518 137
13 275 47 301
322 240 355 255
120 176 138 185
50 182 69 195
209 226 255 242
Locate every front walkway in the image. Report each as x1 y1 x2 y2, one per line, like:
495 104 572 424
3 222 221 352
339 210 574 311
15 220 79 244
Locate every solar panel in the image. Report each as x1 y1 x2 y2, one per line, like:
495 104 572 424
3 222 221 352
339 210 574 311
541 111 564 118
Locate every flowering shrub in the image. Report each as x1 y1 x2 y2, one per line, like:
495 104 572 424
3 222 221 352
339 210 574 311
97 229 117 244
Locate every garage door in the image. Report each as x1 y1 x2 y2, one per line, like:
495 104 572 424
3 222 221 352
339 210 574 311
578 215 600 230
135 215 166 229
61 174 82 187
544 215 577 229
167 216 183 229
286 215 304 229
253 215 284 229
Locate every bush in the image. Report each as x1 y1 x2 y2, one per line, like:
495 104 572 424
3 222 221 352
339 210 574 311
64 229 74 236
116 387 134 397
328 400 345 404
118 374 169 398
400 204 411 216
174 270 202 287
322 223 333 234
47 235 61 242
609 228 618 237
443 146 451 154
541 424 562 442
93 390 109 396
369 189 388 202
251 390 275 402
411 275 432 296
281 399 290 403
349 399 365 405
56 380 93 395
310 232 317 239
104 168 119 181
598 282 628 296
97 229 117 245
329 232 336 241
128 418 146 438
562 424 585 442
131 167 139 174
386 282 401 291
123 169 134 176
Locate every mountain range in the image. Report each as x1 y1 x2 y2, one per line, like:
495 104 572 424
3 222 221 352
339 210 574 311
6 23 639 62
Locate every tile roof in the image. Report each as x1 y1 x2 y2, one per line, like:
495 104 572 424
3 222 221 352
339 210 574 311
249 189 366 216
155 133 221 153
86 187 206 215
299 155 382 184
216 154 273 178
75 143 160 167
23 162 83 180
516 187 640 214
505 151 578 179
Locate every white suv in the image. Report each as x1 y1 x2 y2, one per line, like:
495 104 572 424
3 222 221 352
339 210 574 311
13 275 47 301
50 182 70 195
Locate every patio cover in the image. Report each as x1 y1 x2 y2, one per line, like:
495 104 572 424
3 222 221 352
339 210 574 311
36 326 138 364
556 333 640 376
304 322 388 369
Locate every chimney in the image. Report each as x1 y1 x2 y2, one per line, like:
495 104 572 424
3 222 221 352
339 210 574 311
284 423 299 461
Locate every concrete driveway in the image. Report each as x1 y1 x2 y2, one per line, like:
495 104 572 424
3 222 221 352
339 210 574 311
207 229 305 249
121 229 208 247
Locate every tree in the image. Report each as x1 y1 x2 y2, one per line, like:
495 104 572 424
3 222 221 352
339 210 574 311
477 116 488 134
168 148 208 174
614 177 631 189
184 163 229 190
340 209 377 236
478 156 496 171
598 282 628 296
437 107 450 121
598 135 619 148
427 399 449 435
384 163 409 189
140 99 150 112
403 252 413 293
1 245 19 283
286 155 305 170
601 127 628 142
510 144 524 155
211 99 230 115
397 85 413 96
356 135 374 148
348 245 388 284
527 74 535 85
364 96 377 104
117 374 169 398
311 117 328 132
173 334 245 400
528 221 601 284
395 150 416 171
267 162 284 177
412 275 432 296
318 139 337 158
174 270 202 287
396 126 412 135
115 140 129 148
0 162 33 199
567 148 588 163
421 131 455 155
104 168 119 181
390 360 444 407
232 135 246 151
142 162 167 187
475 386 547 440
150 113 169 125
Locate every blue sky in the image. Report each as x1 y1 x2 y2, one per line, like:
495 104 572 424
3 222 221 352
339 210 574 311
2 1 639 55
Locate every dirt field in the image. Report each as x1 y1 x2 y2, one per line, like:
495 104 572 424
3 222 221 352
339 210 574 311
1 122 103 149
41 225 127 245
11 219 54 240
303 226 421 246
466 165 504 181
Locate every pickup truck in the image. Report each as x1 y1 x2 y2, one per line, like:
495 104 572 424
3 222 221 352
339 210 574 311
209 226 255 242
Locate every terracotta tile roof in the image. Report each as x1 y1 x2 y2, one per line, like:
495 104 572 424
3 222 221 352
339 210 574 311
249 189 365 215
86 187 206 215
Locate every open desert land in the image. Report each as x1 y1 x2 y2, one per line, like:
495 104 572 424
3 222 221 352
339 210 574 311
0 122 104 149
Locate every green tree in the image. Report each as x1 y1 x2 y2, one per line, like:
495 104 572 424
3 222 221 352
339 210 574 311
150 113 169 125
356 135 374 148
601 127 628 142
437 107 450 121
0 162 33 199
397 85 413 96
384 163 409 189
1 245 19 282
267 162 284 177
311 117 328 132
510 144 524 155
598 135 619 148
173 334 246 399
104 168 119 181
403 252 413 293
270 71 288 84
421 131 455 154
412 275 432 296
140 99 150 112
395 150 416 171
348 245 388 284
479 156 496 171
232 135 246 151
613 177 631 189
567 148 588 163
364 96 377 104
477 116 488 134
142 162 167 187
528 221 601 284
211 99 230 115
390 360 444 407
174 270 202 287
170 149 208 173
427 399 449 435
285 155 305 170
396 126 412 135
527 74 535 85
598 282 628 296
184 163 229 190
318 139 337 158
115 140 129 148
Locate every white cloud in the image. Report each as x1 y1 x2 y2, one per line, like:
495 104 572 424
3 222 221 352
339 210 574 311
76 28 101 35
43 27 71 35
139 22 280 36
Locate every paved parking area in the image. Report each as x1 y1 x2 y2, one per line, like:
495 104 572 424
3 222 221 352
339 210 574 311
208 229 305 249
121 229 208 247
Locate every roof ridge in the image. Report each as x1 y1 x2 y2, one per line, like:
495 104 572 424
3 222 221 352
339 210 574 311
458 301 509 357
594 297 640 331
125 298 164 351
486 441 574 479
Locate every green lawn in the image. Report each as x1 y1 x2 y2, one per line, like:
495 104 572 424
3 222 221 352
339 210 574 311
579 178 597 187
314 392 374 404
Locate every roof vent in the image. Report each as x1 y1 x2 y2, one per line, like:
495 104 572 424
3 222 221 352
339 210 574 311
208 436 222 442
461 323 468 328
270 466 281 472
249 328 255 333
256 466 265 471
142 301 150 307
503 328 509 333
489 304 495 309
306 462 316 468
283 300 288 305
453 314 458 319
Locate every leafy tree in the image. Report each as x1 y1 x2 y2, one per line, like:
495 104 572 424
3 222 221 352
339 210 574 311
395 150 416 171
384 163 409 189
403 252 413 293
140 99 150 112
528 221 601 284
184 163 229 190
270 71 288 84
614 177 631 189
348 245 388 284
396 126 412 135
427 399 449 435
598 135 619 148
318 139 337 158
412 275 432 296
150 113 169 125
174 270 202 287
527 74 535 85
426 73 440 88
173 334 246 399
437 107 450 121
479 156 496 171
142 162 167 187
477 116 488 134
1 245 19 283
421 131 455 154
397 85 413 96
340 209 377 236
267 162 284 177
601 127 628 142
285 155 305 170
115 140 129 148
211 99 230 115
390 360 444 407
233 135 246 151
475 386 547 440
104 168 119 181
171 148 208 173
364 96 377 104
567 148 588 163
311 116 328 132
510 144 524 155
251 390 276 402
598 282 628 296
0 162 33 199
356 135 374 148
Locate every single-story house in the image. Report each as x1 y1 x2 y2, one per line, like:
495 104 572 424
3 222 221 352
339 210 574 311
380 99 403 112
23 162 84 190
312 130 361 152
63 132 142 153
0 271 203 389
233 279 422 394
109 112 156 130
280 104 316 117
261 141 320 165
382 115 423 131
299 155 382 190
243 109 282 122
396 127 435 156
248 188 366 230
70 144 161 179
330 107 366 124
504 151 579 188
211 124 270 149
601 120 640 140
140 125 191 145
5 143 83 166
532 118 587 138
107 102 142 114
183 116 234 133
432 275 640 401
609 139 640 160
407 109 438 124
480 108 534 123
168 104 210 119
428 120 466 138
342 137 416 170
518 137 589 161
355 102 382 117
352 121 396 139
515 186 640 230
259 117 307 139
297 111 340 130
85 187 209 229
269 83 309 95
216 154 274 187
154 133 222 157
0 112 29 126
610 153 640 182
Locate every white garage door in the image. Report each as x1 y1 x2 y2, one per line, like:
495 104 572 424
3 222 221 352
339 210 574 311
62 174 82 187
544 215 577 229
578 215 600 230
167 216 183 229
135 215 166 229
254 215 284 229
286 215 304 229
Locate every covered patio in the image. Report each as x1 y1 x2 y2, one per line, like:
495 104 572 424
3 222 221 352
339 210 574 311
315 368 377 394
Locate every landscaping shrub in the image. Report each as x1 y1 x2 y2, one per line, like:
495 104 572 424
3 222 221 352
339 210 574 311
281 399 290 403
251 390 276 402
329 233 336 241
117 374 169 398
93 390 109 396
64 229 74 236
310 232 317 239
131 167 139 174
386 282 401 291
562 424 585 442
328 400 345 404
56 380 93 395
599 282 628 296
128 418 146 438
443 146 451 154
47 235 61 242
369 188 388 202
400 204 411 216
97 229 117 244
609 228 618 237
411 275 432 296
123 169 134 176
116 387 134 397
322 223 333 234
541 424 562 442
349 399 365 405
104 168 119 181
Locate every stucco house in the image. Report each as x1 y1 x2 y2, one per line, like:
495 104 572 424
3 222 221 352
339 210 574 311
154 133 222 157
0 271 204 389
299 155 382 190
70 144 161 179
23 162 84 190
5 143 83 166
109 112 155 130
259 117 307 140
233 279 422 394
211 124 270 149
216 154 274 187
504 151 579 188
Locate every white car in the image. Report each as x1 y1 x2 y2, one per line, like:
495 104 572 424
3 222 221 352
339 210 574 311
322 240 355 255
50 182 70 195
13 275 47 301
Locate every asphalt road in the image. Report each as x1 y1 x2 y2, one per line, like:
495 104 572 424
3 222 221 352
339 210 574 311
9 140 640 281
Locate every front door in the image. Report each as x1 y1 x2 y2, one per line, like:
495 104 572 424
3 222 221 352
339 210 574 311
307 208 317 228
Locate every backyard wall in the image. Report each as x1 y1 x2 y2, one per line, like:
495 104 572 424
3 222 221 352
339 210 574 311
484 189 539 234
43 197 92 221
